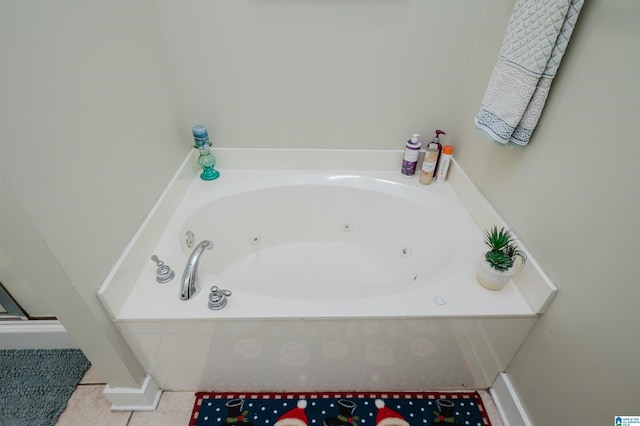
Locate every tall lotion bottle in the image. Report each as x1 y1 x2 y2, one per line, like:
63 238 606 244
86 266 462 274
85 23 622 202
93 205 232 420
430 129 446 172
419 141 440 184
401 134 421 177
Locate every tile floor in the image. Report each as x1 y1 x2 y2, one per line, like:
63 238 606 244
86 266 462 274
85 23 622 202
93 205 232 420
56 367 505 425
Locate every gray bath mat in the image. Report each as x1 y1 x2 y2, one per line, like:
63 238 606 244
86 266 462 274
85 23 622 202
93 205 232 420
0 348 91 426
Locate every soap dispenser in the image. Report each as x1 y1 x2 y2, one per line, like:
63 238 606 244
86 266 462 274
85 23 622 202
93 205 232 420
420 141 440 185
430 129 446 173
401 133 421 177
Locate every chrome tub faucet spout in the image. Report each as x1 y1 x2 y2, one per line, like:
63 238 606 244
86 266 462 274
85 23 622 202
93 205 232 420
180 240 213 300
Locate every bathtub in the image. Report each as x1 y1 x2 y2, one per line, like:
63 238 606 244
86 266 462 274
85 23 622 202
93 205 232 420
181 174 463 305
100 149 554 391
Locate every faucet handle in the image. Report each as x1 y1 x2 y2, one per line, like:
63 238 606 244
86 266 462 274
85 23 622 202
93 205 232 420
151 255 175 283
209 286 232 310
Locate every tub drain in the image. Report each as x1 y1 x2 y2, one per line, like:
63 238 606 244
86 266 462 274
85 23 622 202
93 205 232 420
249 234 261 245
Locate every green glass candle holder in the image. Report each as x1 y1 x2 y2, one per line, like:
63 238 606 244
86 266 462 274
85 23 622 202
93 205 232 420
197 146 220 181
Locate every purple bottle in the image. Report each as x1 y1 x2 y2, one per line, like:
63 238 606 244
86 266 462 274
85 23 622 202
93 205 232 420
401 133 421 177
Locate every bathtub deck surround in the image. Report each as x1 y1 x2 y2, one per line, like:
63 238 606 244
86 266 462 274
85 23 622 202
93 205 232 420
109 168 533 320
98 148 556 393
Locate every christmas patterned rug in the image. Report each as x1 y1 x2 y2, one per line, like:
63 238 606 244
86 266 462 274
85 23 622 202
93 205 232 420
189 391 492 426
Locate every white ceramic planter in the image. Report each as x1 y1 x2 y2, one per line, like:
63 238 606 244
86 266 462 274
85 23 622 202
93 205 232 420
476 258 516 291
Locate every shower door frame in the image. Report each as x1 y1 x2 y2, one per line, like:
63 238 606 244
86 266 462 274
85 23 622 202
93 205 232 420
0 282 28 320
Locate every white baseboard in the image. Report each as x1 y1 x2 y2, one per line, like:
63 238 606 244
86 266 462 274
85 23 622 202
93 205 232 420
0 320 79 349
103 375 162 411
490 372 532 426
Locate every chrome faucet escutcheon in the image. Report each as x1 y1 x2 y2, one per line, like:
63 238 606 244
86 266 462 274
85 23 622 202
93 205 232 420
180 240 213 300
151 255 175 283
208 286 232 310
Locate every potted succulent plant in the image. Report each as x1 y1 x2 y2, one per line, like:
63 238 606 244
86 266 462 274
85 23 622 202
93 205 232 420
476 225 527 290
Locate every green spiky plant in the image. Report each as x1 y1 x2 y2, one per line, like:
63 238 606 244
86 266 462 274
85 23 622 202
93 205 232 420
483 226 527 272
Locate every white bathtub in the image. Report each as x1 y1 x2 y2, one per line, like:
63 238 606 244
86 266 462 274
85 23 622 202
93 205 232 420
182 174 464 303
100 149 554 391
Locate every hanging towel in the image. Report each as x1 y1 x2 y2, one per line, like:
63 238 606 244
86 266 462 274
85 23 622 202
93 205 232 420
474 0 584 147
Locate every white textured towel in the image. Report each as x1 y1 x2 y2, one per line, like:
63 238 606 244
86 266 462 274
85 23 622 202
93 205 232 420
475 0 584 147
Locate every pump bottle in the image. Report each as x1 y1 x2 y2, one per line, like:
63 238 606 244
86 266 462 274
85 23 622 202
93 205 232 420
420 142 440 185
401 133 421 177
430 129 446 173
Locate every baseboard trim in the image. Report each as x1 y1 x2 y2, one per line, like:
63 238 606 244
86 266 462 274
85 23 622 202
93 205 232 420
0 320 78 349
490 372 532 426
103 375 162 411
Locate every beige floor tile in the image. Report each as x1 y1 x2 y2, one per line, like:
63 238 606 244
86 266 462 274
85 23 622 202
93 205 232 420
128 391 196 426
78 366 106 385
56 385 131 426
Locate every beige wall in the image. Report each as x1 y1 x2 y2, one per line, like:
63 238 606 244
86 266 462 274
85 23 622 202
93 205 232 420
0 1 188 387
156 0 512 149
453 0 640 423
2 0 639 422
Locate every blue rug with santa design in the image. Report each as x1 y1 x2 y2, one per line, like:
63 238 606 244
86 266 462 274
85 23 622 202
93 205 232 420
189 391 492 426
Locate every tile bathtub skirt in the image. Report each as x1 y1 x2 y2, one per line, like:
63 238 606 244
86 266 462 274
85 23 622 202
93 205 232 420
190 391 492 426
